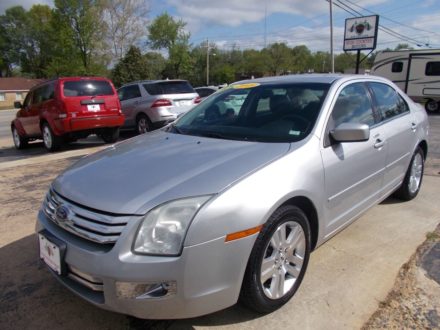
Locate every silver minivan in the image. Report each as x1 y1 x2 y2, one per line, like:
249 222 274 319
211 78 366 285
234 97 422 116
37 74 428 319
118 80 200 134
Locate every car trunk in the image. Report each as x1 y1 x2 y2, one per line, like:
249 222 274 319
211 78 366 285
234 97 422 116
62 80 120 118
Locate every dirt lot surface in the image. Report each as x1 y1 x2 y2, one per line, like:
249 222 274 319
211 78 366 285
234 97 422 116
363 225 440 330
0 112 439 330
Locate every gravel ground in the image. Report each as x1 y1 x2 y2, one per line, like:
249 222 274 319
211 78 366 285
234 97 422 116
363 224 440 330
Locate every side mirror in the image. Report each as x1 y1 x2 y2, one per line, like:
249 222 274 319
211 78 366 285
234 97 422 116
14 101 22 109
330 122 370 143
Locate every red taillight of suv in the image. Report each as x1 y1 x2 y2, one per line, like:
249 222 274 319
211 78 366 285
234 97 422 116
194 96 202 104
151 99 173 108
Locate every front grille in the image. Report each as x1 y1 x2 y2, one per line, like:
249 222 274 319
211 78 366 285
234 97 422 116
43 189 136 244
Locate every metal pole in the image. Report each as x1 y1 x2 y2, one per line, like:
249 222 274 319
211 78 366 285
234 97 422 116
264 0 267 48
206 38 209 86
355 50 360 74
330 0 335 73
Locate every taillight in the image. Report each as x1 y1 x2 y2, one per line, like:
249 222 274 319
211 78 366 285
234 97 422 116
151 99 172 107
194 96 202 104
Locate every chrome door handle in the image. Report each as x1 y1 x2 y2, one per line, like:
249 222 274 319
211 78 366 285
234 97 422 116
411 122 417 131
374 139 385 149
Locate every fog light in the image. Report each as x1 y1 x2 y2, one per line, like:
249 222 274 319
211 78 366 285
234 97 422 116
115 281 177 300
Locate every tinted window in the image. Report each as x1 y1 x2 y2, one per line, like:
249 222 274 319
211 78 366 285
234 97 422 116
23 92 32 107
63 80 114 97
118 85 141 101
173 83 329 143
426 62 440 76
392 62 403 73
332 83 375 127
143 81 195 95
369 82 409 120
196 88 215 97
32 86 45 104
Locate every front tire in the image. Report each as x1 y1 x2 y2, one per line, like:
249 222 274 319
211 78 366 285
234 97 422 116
394 146 424 201
12 126 28 149
240 205 311 313
42 123 62 152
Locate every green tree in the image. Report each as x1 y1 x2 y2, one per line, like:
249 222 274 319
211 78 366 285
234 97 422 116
263 43 292 76
0 6 28 77
148 12 192 79
291 45 313 73
111 46 150 86
51 0 108 75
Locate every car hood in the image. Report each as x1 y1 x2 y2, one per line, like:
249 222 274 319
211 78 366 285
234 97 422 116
53 131 290 214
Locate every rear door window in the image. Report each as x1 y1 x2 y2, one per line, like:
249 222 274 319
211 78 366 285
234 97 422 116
368 82 409 121
63 80 114 97
143 81 195 95
118 85 141 101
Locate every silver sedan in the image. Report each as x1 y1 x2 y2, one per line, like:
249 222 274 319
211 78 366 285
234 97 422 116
36 74 428 319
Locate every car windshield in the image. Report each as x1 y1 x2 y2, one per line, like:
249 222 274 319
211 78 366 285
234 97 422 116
63 80 114 97
171 82 330 143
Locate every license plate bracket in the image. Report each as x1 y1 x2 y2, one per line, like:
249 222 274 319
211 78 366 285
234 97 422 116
38 230 67 276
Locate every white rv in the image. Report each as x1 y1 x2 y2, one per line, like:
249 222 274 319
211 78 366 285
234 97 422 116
371 49 440 112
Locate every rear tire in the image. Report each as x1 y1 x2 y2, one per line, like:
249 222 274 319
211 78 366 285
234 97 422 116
136 114 151 135
240 205 311 313
425 100 439 113
42 123 62 152
394 146 424 201
12 126 28 149
101 127 120 143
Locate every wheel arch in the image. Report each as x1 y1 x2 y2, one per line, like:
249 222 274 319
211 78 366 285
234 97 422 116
279 196 319 251
418 140 428 160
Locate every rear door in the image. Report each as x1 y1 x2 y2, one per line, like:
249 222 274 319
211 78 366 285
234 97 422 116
321 82 387 234
118 85 142 127
368 82 416 195
406 53 440 101
62 79 119 118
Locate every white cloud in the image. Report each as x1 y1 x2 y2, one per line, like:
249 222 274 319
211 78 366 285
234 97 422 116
168 0 390 32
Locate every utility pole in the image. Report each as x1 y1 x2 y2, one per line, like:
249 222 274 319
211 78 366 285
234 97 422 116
329 0 335 73
264 0 267 48
206 38 210 86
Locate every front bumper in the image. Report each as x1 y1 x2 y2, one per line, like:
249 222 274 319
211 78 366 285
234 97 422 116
36 210 254 319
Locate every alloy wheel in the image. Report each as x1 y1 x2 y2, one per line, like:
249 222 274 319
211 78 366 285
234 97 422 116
408 152 423 194
260 221 306 299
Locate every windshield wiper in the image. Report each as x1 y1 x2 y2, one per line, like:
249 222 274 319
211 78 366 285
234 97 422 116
169 123 185 134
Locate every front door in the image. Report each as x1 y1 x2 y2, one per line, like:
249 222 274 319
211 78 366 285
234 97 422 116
321 82 387 235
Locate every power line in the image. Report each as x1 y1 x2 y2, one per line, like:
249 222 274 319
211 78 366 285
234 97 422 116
343 0 440 38
331 0 430 47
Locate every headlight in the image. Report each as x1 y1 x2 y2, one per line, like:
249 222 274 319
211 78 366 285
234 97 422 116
133 196 211 256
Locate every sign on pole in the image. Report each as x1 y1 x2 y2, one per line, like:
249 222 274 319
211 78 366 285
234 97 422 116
343 15 379 51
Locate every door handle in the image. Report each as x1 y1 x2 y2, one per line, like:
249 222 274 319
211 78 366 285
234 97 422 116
411 122 417 131
374 138 385 149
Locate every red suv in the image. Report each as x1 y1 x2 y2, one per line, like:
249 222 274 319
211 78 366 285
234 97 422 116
11 77 124 151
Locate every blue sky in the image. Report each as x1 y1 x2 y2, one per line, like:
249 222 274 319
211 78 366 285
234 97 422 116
2 0 440 52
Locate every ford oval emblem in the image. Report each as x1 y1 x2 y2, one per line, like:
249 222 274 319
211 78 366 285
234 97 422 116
55 204 73 223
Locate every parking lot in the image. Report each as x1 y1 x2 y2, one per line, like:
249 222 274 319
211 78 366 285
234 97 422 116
1 109 440 329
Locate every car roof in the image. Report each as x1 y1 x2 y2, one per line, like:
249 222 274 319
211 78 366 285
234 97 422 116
120 79 189 88
234 74 346 85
